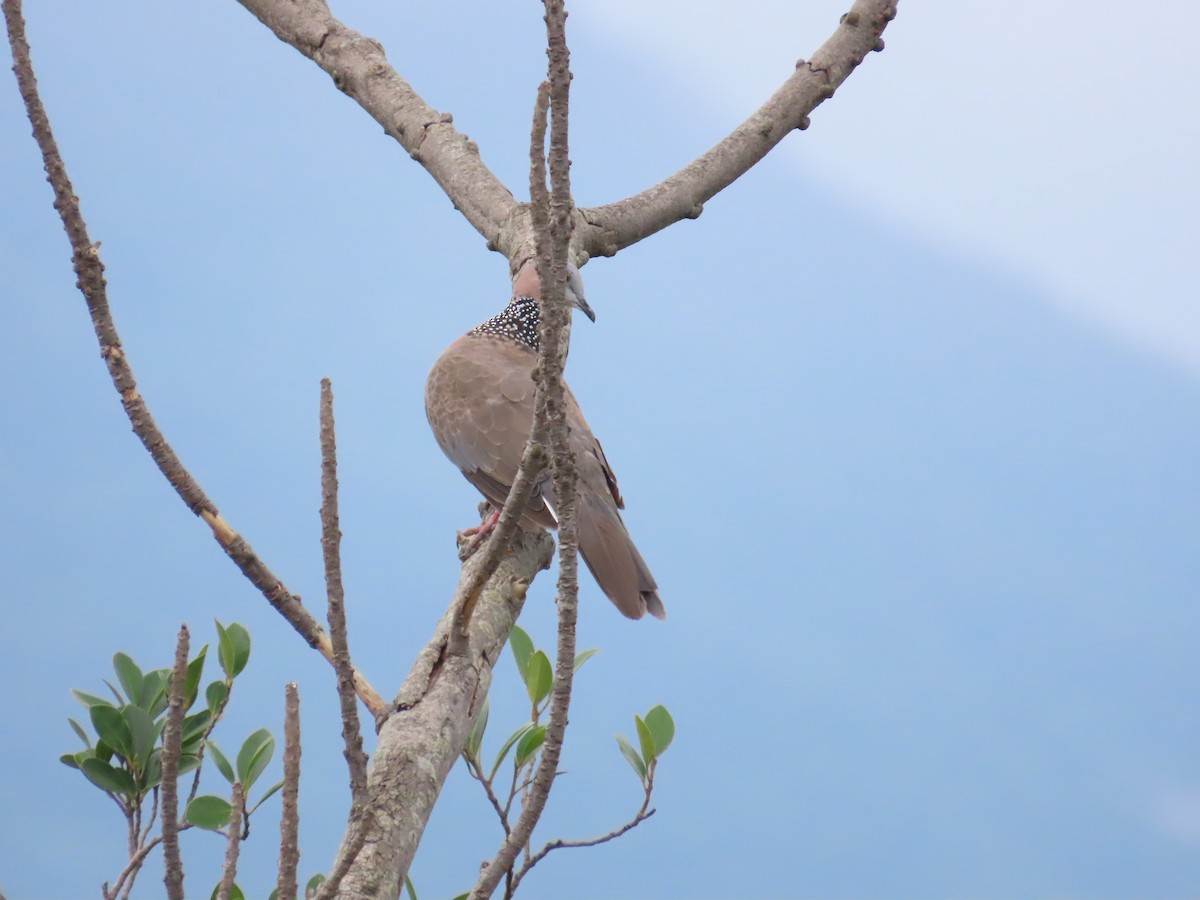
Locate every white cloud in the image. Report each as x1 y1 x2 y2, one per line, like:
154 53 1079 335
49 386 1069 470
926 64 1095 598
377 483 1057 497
575 0 1200 376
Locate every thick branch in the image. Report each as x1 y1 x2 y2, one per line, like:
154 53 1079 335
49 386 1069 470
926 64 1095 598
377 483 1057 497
332 527 554 899
3 0 386 720
234 0 520 252
575 0 897 258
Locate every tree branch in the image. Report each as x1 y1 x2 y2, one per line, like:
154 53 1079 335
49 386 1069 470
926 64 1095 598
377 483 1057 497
277 683 302 900
234 0 521 254
160 625 190 900
319 380 370 800
472 1 580 894
512 787 656 893
217 783 246 900
331 527 554 899
575 0 897 258
2 0 388 720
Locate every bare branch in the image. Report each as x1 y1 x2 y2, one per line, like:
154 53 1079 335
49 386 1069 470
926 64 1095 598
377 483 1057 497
277 683 302 900
105 833 167 900
513 781 656 892
472 2 580 893
319 380 370 799
160 625 190 900
3 0 387 720
217 783 246 900
575 0 898 257
234 0 521 254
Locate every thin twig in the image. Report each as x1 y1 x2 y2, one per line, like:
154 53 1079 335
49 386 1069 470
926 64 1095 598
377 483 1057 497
139 787 159 847
472 3 580 894
464 758 511 836
160 625 190 900
217 783 246 900
319 380 370 797
105 833 164 900
277 683 302 900
512 783 657 892
2 0 387 720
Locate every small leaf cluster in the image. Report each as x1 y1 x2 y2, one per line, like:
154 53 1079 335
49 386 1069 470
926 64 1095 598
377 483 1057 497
615 704 674 786
62 620 280 832
61 627 231 805
463 625 598 782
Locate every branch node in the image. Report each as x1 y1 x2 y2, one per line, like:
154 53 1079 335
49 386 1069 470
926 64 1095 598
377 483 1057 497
798 115 811 131
873 38 886 52
842 11 861 26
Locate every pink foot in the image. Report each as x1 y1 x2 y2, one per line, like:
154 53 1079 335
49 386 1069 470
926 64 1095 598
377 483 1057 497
459 508 500 555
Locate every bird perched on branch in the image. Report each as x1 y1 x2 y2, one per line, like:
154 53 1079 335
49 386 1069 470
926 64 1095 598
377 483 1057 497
425 260 664 620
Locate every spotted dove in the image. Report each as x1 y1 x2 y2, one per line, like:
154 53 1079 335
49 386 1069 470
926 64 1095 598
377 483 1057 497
425 261 665 620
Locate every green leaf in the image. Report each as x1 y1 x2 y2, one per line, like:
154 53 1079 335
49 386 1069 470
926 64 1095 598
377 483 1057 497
185 646 208 710
644 705 675 757
207 741 235 784
209 882 245 900
306 874 327 900
67 717 92 748
103 679 125 705
206 680 229 714
144 749 163 790
72 749 93 768
137 670 169 718
465 700 489 764
573 648 600 672
182 710 213 746
186 794 233 830
248 779 284 816
525 650 552 708
514 724 547 770
179 752 202 777
615 735 646 782
236 728 274 791
509 625 534 682
635 715 655 766
89 704 132 760
403 874 417 900
81 757 137 796
489 723 534 781
60 753 81 770
217 622 251 678
123 704 157 769
71 688 113 709
112 653 143 704
94 740 114 764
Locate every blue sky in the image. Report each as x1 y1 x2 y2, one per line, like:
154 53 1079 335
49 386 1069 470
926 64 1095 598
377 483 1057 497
3 2 1198 898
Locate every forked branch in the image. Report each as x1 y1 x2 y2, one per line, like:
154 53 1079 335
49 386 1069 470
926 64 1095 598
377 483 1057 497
232 0 897 262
